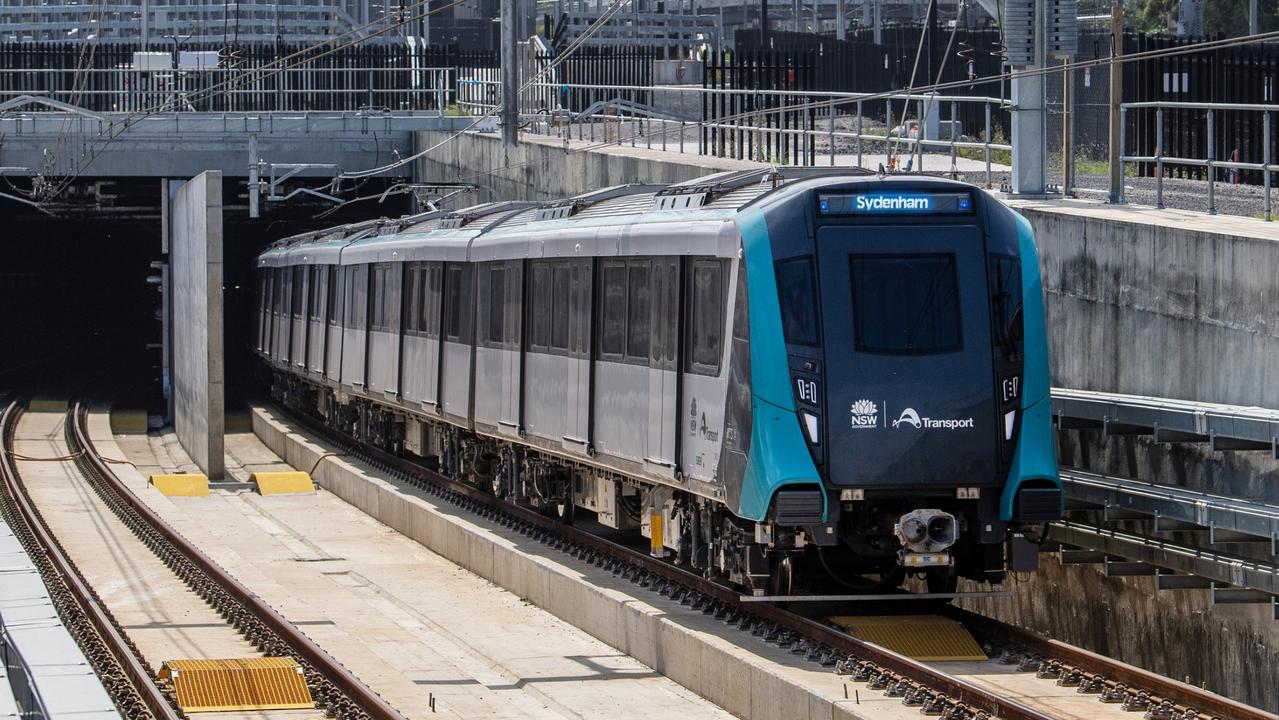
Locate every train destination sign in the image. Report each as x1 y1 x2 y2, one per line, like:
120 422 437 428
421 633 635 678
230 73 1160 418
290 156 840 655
818 191 973 215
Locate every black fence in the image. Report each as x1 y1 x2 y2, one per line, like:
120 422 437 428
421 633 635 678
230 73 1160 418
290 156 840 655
702 48 819 165
536 46 655 112
1124 33 1279 182
733 28 1012 143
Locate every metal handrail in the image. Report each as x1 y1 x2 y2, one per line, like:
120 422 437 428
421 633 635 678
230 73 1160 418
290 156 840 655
1119 100 1275 219
458 79 1010 183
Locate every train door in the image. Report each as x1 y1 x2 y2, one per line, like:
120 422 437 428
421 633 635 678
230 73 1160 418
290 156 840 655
816 225 997 488
340 264 369 389
644 257 680 474
307 265 328 376
562 260 592 453
291 265 307 369
325 266 344 383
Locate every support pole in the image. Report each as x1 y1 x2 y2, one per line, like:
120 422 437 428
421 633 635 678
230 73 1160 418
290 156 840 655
761 0 770 46
501 0 519 148
1062 60 1073 195
837 0 846 40
1108 4 1123 203
1009 0 1047 195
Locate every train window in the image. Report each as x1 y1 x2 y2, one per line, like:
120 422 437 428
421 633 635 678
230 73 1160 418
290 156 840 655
551 264 570 351
529 263 551 351
344 265 367 330
309 267 326 322
687 259 724 376
291 266 305 318
626 263 650 360
327 266 341 326
424 263 442 338
989 255 1023 360
370 263 393 332
850 254 961 355
485 265 506 347
569 262 591 358
405 265 421 334
443 264 470 342
273 269 285 315
600 261 627 359
775 257 820 346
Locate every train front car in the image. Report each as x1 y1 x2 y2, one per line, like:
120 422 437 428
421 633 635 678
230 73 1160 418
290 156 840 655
731 176 1061 593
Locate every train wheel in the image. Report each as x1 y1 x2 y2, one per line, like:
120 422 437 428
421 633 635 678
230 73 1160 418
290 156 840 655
768 555 795 597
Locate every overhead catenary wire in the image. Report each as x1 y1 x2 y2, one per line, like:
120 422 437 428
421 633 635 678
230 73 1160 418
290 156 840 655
331 0 638 184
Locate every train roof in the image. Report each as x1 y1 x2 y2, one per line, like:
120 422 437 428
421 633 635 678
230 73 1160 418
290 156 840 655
258 168 991 266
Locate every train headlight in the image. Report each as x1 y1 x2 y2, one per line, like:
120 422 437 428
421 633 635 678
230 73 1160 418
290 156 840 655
801 411 819 445
1004 410 1016 440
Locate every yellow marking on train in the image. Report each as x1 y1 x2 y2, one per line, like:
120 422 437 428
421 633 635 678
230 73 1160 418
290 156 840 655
650 512 664 555
159 657 314 712
828 615 987 661
149 473 209 497
251 471 315 495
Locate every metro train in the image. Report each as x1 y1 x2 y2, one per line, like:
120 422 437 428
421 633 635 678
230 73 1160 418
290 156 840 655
255 168 1062 595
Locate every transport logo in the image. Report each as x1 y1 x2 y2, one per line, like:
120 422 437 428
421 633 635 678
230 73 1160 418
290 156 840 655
849 399 878 429
891 406 976 430
892 408 923 429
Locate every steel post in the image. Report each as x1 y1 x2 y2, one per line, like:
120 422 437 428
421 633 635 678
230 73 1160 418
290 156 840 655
1265 112 1272 221
1062 61 1073 195
1207 109 1216 214
500 0 519 148
828 100 835 166
984 101 992 187
856 100 863 168
1156 108 1164 208
1108 5 1124 203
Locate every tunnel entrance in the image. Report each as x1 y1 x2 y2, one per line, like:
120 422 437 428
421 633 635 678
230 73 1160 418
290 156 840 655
1 177 411 420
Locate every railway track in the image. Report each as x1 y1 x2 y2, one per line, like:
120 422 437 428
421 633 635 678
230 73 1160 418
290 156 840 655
284 401 1277 720
0 397 407 720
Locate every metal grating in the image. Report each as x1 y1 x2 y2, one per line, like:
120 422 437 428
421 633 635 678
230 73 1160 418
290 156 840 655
704 183 774 210
159 658 313 712
575 193 657 218
828 615 987 661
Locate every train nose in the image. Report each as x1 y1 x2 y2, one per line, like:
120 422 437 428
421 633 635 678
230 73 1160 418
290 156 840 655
894 509 958 553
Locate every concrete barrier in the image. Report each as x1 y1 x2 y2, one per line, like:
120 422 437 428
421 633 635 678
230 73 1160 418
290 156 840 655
252 405 907 720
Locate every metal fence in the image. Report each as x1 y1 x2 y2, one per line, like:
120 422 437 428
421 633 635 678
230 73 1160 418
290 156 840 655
1120 101 1276 219
0 42 484 112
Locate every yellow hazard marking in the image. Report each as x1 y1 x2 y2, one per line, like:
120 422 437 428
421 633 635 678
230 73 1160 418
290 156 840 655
650 512 663 554
159 657 314 712
109 409 148 435
828 615 987 661
251 471 315 495
149 474 210 497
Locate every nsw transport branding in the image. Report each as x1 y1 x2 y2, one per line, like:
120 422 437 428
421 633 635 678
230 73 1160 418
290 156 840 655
849 400 974 430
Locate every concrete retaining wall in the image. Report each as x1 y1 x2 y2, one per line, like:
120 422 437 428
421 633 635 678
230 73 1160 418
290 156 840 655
251 406 888 720
169 171 224 479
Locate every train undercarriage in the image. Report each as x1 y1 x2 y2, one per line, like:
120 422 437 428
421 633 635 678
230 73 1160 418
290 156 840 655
271 370 1011 598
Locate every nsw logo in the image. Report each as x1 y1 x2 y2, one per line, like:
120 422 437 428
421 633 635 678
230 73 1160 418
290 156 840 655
892 408 923 429
849 399 878 429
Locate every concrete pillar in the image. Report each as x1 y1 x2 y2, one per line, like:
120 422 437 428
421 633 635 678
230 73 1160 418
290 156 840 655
1010 0 1047 195
169 171 225 480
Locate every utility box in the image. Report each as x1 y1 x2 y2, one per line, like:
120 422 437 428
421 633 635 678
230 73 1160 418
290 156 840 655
133 51 171 71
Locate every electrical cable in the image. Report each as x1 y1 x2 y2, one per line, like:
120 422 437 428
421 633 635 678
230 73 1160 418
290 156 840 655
331 0 637 183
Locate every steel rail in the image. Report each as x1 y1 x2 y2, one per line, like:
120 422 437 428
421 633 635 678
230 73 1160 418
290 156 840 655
950 607 1279 720
0 399 179 720
65 400 408 720
283 403 1054 720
